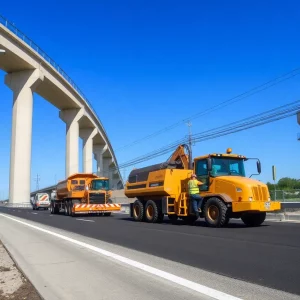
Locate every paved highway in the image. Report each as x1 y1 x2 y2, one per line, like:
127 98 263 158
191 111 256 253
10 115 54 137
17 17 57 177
0 206 299 299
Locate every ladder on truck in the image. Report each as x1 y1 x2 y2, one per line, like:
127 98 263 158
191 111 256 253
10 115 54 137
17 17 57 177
166 193 189 216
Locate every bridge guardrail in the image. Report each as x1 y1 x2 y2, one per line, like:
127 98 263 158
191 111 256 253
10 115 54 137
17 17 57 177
0 14 123 184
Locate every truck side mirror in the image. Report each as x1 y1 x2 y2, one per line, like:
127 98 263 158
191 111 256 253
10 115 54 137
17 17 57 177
207 158 212 172
257 160 261 174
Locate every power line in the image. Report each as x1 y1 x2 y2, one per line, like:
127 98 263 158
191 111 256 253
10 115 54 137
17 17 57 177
115 67 300 152
113 100 300 171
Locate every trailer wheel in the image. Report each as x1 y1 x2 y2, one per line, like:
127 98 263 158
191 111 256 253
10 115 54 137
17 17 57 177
51 201 59 214
64 201 68 215
204 197 229 227
241 212 266 227
132 200 144 222
70 200 80 217
145 200 160 223
67 202 72 216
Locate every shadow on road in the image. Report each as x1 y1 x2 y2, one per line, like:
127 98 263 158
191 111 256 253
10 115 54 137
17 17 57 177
116 216 270 229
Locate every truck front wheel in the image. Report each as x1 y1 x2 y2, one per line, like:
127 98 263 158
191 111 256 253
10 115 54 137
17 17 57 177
132 200 144 222
204 197 229 227
241 212 266 227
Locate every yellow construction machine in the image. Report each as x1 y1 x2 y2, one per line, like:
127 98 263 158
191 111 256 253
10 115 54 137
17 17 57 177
51 173 120 216
125 145 281 227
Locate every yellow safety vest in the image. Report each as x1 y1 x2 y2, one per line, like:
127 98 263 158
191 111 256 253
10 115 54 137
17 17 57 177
188 179 199 195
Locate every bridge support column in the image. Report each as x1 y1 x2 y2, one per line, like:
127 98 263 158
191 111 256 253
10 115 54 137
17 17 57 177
5 69 44 205
59 108 83 177
93 145 107 176
80 128 97 173
103 157 113 188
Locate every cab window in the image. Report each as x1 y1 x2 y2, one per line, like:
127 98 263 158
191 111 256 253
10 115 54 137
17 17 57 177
195 159 209 191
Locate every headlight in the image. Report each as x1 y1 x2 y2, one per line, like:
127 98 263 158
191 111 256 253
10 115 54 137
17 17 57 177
267 197 270 201
249 197 253 201
236 188 242 192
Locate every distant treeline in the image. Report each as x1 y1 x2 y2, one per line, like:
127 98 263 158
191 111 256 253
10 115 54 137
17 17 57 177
267 177 300 190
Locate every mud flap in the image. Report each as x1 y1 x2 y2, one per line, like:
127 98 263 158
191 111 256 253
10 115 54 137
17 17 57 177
130 203 134 218
162 197 168 214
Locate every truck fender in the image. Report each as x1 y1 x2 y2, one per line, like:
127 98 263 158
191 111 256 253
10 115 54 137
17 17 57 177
203 193 233 203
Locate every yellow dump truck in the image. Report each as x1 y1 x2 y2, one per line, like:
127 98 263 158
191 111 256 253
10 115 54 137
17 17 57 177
50 173 121 216
125 145 281 227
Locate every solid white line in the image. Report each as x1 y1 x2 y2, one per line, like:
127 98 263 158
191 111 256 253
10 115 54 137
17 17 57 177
76 219 95 223
0 213 241 300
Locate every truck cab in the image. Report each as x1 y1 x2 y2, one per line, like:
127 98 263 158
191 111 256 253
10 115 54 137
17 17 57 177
194 148 280 224
85 177 112 204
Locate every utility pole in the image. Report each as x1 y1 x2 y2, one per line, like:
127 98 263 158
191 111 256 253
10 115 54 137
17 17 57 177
34 174 41 191
186 120 193 161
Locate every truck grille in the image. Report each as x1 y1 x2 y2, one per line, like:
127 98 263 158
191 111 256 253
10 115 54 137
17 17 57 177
89 193 105 204
252 186 268 201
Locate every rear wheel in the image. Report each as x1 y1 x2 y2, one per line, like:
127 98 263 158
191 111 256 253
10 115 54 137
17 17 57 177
145 200 160 223
132 200 144 222
70 200 80 217
204 197 229 227
241 212 266 227
104 212 112 216
64 201 69 216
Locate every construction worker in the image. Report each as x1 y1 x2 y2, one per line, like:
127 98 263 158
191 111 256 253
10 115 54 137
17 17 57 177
188 174 203 217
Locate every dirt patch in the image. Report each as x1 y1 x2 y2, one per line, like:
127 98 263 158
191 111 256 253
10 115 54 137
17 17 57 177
0 241 41 300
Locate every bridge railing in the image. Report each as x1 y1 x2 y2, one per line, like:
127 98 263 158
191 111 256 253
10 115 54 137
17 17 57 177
0 14 122 182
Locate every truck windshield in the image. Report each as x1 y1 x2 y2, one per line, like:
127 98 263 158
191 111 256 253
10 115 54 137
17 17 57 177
90 180 109 191
211 157 246 177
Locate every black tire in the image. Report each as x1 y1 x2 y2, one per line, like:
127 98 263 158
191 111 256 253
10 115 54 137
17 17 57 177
104 212 112 216
64 201 69 216
204 197 228 227
132 200 144 222
223 216 230 226
67 201 72 216
145 200 160 223
241 212 266 227
50 202 55 214
54 203 59 214
70 200 80 217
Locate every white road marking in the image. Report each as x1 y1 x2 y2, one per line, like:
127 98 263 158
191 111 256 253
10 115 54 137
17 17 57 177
0 213 241 300
31 212 38 215
76 219 95 223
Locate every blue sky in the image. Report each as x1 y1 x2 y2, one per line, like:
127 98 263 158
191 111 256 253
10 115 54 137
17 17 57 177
0 1 300 198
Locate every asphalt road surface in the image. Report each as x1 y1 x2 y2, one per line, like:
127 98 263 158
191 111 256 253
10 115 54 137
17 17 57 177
1 206 300 298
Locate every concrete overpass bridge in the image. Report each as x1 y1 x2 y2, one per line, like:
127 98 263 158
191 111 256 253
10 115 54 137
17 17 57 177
0 15 123 205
